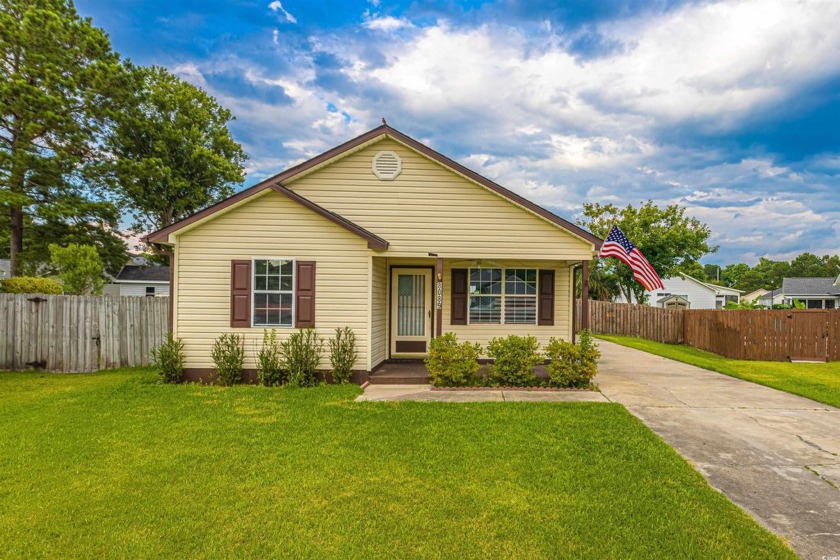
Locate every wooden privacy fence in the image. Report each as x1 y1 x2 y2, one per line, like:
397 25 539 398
0 294 169 372
577 300 840 362
578 300 685 343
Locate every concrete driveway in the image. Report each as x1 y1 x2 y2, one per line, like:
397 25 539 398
596 340 840 559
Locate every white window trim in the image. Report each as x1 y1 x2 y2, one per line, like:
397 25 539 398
467 267 539 326
251 257 296 328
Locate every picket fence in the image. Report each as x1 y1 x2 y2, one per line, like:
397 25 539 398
0 294 169 372
577 299 840 362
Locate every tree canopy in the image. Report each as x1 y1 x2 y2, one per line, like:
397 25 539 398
578 201 717 303
107 65 247 236
49 242 105 295
704 253 840 292
0 0 131 276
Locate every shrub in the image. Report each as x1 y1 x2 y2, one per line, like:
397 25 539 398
545 329 601 388
425 332 482 387
211 333 245 386
328 327 357 384
486 334 542 387
49 243 105 295
281 328 323 387
152 332 185 384
0 276 63 294
256 329 284 386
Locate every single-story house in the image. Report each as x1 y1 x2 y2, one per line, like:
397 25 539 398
742 288 768 303
780 277 840 309
102 265 171 297
617 272 742 309
144 124 601 382
756 288 784 308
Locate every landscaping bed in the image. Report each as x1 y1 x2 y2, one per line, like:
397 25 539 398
0 367 793 558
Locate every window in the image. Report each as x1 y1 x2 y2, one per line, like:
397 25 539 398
469 268 537 324
253 259 294 327
145 286 155 297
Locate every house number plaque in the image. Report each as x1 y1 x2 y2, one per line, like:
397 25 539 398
436 281 443 310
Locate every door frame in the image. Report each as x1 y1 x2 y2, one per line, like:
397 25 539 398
388 265 435 358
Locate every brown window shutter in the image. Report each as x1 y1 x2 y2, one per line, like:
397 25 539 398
538 269 555 326
230 260 251 328
451 268 468 325
295 261 316 328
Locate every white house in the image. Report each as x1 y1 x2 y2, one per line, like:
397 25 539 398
780 278 840 309
617 272 741 309
102 265 170 297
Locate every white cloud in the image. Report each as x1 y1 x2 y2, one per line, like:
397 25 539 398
268 1 297 24
363 15 414 32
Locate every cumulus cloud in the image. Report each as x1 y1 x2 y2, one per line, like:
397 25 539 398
167 0 840 264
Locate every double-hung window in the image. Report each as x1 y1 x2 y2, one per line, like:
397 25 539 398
468 268 538 325
253 259 294 327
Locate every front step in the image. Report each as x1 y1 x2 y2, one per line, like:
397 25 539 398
368 374 431 385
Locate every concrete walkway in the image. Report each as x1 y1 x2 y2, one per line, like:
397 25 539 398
596 340 840 560
356 384 609 402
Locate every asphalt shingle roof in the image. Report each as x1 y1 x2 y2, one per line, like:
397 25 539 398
781 277 840 296
116 265 170 283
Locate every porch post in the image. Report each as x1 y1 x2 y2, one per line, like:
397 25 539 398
581 260 590 331
435 257 443 337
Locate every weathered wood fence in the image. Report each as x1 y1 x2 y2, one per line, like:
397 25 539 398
577 300 840 362
0 294 169 372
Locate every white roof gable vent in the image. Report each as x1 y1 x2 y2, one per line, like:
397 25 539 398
372 150 402 180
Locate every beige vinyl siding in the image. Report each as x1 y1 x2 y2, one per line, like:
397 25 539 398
173 190 372 369
370 257 388 369
285 139 594 260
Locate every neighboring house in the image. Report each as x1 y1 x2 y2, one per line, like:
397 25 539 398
780 277 840 309
103 265 170 297
742 288 768 303
617 272 742 309
144 124 601 382
756 288 784 308
0 259 9 279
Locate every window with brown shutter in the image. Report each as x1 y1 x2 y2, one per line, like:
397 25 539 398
230 260 251 328
295 261 316 328
451 268 468 325
538 269 555 326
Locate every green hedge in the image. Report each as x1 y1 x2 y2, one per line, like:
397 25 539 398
0 277 63 294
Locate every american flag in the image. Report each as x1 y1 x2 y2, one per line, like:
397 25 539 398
598 226 664 291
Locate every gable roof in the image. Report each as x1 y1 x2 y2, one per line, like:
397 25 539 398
657 294 689 304
146 183 389 249
116 265 170 283
144 125 600 249
781 277 840 296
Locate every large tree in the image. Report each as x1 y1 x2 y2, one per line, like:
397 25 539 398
578 201 717 303
0 0 130 276
107 65 247 238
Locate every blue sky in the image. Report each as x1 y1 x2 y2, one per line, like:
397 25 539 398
76 0 840 264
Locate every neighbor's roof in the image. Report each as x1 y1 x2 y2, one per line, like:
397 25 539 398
144 124 601 249
116 265 170 283
781 277 840 296
657 294 689 304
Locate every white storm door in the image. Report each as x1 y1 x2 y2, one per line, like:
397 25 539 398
391 268 433 356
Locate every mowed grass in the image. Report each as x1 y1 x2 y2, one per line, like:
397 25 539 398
599 334 840 409
0 369 793 559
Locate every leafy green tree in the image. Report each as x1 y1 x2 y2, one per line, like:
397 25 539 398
0 206 127 276
0 0 130 276
578 201 717 303
107 65 247 238
49 243 105 295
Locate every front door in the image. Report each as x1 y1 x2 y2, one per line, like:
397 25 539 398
391 268 433 357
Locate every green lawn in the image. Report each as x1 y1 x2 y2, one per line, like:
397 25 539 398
599 334 840 409
0 369 793 559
